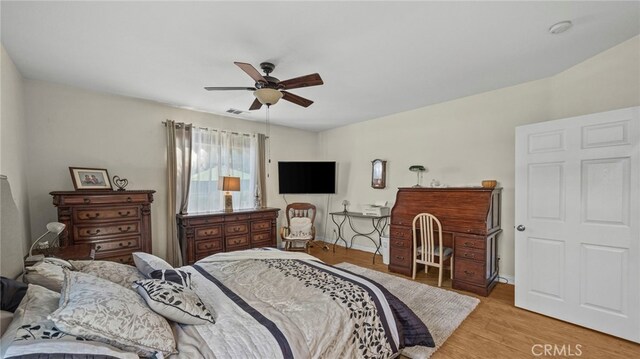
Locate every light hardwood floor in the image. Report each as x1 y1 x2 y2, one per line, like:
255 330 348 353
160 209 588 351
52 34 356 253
308 243 640 359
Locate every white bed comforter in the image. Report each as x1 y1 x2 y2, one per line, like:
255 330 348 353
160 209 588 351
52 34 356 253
172 248 433 359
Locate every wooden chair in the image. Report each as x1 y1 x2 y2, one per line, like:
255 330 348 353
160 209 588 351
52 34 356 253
281 203 316 253
412 213 453 286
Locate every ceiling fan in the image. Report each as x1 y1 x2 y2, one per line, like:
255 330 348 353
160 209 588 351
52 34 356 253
204 62 324 110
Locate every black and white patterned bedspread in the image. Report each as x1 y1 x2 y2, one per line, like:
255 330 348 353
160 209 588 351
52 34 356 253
178 249 433 358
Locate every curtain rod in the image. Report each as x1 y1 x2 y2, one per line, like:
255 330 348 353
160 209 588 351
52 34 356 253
161 121 261 137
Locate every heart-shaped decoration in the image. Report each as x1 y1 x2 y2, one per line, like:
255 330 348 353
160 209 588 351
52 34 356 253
112 175 129 191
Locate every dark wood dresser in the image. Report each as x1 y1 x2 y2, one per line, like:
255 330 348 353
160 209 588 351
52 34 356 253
389 187 502 296
177 208 280 265
50 190 155 265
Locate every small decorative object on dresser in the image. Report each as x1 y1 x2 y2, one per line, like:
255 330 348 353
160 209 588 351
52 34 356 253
68 167 112 190
50 190 155 265
481 179 497 188
371 159 387 189
112 175 129 191
177 208 279 265
341 199 350 212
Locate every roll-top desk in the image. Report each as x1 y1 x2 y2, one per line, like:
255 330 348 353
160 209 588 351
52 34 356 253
50 190 155 265
177 208 280 265
389 187 502 296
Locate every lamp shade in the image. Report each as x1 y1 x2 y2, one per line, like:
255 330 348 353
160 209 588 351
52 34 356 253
219 176 241 192
46 222 66 235
254 88 283 106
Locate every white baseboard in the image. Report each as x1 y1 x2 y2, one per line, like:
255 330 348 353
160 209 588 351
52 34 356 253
499 274 515 285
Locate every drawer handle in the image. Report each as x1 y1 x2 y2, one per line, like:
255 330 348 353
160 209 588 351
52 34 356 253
85 213 100 219
234 227 241 232
464 253 475 258
204 244 212 249
126 197 132 203
463 270 475 276
118 258 126 263
233 239 242 244
96 245 102 250
205 231 216 236
83 198 91 204
119 241 133 247
394 241 403 246
118 226 132 232
395 256 405 260
118 211 131 217
463 242 473 247
86 229 101 235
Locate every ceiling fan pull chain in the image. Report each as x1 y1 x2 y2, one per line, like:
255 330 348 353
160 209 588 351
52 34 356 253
266 105 271 178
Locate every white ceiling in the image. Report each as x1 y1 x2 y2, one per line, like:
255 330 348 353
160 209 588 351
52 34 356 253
2 1 639 132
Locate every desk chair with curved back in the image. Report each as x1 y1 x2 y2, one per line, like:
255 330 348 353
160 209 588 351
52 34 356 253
412 213 453 287
281 203 316 253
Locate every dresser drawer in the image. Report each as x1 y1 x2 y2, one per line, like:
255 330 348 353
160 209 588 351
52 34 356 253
455 235 486 250
195 249 222 262
226 234 250 249
455 246 485 262
63 194 150 205
195 225 222 239
390 246 412 268
224 214 251 222
454 259 485 284
74 206 140 222
390 225 412 240
251 231 272 243
94 237 140 253
225 222 249 235
390 237 411 248
187 216 224 226
74 221 140 240
251 220 271 232
196 239 223 253
251 212 276 219
95 252 135 266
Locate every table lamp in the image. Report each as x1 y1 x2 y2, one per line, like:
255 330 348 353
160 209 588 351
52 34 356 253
220 176 240 212
26 222 66 262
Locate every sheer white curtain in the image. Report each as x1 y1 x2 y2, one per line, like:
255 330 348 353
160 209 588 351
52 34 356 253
188 128 259 213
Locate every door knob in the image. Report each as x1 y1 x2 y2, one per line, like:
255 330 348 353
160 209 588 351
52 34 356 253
516 225 526 232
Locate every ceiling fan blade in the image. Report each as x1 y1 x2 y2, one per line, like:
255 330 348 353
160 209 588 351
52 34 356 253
278 73 323 90
282 91 314 108
234 62 267 84
249 98 263 111
204 86 256 91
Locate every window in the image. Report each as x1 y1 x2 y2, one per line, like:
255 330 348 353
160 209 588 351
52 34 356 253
187 128 258 213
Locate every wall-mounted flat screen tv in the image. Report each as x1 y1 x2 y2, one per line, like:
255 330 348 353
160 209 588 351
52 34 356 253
278 161 336 194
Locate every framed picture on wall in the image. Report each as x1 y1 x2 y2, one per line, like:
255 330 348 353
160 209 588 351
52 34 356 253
69 167 112 190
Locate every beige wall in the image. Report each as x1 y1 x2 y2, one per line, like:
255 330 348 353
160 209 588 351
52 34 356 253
317 36 640 280
0 44 31 278
23 80 319 260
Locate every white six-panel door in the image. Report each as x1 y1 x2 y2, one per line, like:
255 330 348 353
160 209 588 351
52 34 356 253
515 107 639 343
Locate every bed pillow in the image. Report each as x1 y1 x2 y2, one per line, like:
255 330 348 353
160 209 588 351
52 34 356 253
0 284 134 359
22 260 69 292
133 279 215 325
72 260 146 290
149 269 192 288
0 277 28 312
133 252 173 277
49 270 176 357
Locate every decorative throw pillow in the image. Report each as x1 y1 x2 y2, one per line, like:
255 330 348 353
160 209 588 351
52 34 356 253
149 269 192 288
132 252 173 277
133 279 215 325
49 270 176 357
22 260 69 292
73 260 146 290
287 217 313 239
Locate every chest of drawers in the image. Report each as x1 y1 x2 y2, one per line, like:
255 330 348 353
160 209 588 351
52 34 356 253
50 190 155 265
177 208 280 265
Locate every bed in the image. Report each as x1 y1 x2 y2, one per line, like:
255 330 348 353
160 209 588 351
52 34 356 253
1 248 434 358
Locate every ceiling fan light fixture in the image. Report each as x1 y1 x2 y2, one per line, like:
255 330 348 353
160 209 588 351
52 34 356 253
254 88 283 106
